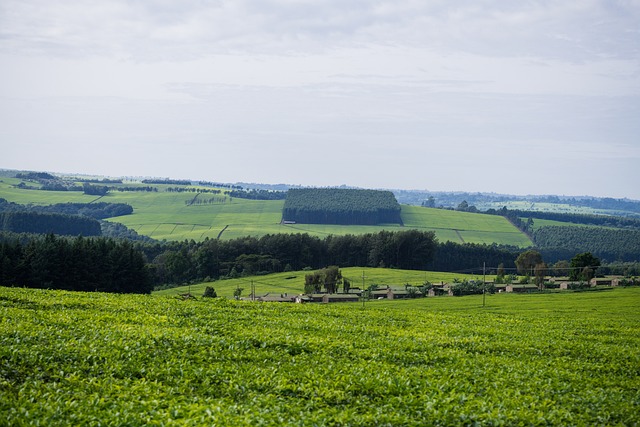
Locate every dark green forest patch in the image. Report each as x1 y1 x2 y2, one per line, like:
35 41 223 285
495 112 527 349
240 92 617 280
283 188 402 225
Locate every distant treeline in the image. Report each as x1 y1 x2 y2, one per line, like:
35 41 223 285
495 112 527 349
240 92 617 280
283 188 402 225
0 199 133 220
0 199 138 238
426 242 518 274
166 187 223 194
115 186 158 192
0 234 151 293
0 211 101 236
142 179 192 186
534 226 640 263
198 181 243 190
506 209 640 229
79 178 123 184
228 189 287 200
15 172 56 181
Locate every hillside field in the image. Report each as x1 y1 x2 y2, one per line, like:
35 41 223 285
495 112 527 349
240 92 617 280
0 179 532 246
1 286 638 426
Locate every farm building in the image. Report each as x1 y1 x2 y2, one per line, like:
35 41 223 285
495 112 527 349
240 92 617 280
590 277 621 287
322 294 361 303
387 289 410 300
428 285 452 297
505 284 539 293
559 281 588 290
257 293 297 303
371 289 390 299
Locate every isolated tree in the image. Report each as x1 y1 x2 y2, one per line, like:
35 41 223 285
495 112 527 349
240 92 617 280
570 252 600 281
203 286 217 298
515 250 543 277
322 266 342 293
424 197 436 208
456 200 469 211
496 263 506 283
534 262 547 290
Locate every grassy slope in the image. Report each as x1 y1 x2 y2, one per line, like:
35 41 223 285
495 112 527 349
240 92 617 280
2 286 638 425
154 267 494 298
0 180 532 246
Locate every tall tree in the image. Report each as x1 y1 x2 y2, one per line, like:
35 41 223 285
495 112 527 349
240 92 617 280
569 252 600 281
515 250 543 277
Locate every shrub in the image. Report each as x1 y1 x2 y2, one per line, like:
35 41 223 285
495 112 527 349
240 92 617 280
203 286 217 298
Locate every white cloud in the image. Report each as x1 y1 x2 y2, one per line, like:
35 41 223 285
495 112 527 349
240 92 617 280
1 0 639 198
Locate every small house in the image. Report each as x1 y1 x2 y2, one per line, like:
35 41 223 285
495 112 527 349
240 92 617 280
590 277 621 287
322 294 360 304
505 284 539 293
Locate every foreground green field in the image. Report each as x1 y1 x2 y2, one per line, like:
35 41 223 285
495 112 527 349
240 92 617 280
154 267 493 298
1 286 638 425
0 179 532 246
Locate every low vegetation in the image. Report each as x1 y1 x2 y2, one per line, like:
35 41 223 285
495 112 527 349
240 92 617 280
1 286 638 425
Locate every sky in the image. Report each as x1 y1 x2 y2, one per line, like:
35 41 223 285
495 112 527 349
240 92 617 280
1 1 639 199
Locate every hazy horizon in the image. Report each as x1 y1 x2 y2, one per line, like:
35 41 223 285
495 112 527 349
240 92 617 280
2 1 639 199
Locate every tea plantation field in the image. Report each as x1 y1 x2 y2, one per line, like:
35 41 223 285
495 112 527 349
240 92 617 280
0 178 532 246
1 286 638 426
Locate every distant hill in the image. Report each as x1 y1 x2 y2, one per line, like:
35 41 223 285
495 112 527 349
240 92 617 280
4 168 640 264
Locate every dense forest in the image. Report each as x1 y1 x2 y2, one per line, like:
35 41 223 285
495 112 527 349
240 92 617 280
283 188 402 225
0 234 152 293
533 226 640 263
0 199 138 237
0 211 101 236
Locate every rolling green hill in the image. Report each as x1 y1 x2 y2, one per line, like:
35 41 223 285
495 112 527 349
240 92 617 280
0 178 532 246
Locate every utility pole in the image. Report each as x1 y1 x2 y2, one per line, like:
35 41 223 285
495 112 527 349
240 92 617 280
361 270 367 309
482 262 486 307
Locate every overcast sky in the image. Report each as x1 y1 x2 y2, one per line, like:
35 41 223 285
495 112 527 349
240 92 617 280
1 1 639 199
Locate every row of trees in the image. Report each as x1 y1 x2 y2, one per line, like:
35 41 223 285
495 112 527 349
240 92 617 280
228 189 287 200
283 188 402 225
144 230 439 286
0 234 152 293
0 211 101 236
506 209 640 230
0 200 133 220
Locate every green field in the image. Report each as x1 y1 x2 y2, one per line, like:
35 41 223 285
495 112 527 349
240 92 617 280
2 286 638 425
0 180 532 246
154 267 494 298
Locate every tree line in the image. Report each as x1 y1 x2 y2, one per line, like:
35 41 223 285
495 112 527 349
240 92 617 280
5 226 632 294
0 211 102 236
504 209 640 230
533 226 640 263
0 234 152 293
283 188 402 225
228 189 287 200
143 230 438 286
0 199 133 220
